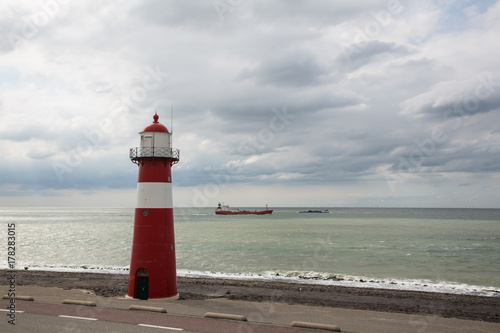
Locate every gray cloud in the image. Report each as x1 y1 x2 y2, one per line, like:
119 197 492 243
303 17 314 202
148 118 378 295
337 40 413 72
236 50 332 87
1 1 500 207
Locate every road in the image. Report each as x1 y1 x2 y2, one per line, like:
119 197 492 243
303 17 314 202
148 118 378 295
0 300 316 333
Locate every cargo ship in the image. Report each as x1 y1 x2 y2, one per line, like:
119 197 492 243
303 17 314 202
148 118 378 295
215 203 273 215
297 209 330 213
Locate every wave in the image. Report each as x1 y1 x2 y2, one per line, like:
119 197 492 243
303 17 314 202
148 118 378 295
0 264 130 275
4 264 497 297
177 269 500 297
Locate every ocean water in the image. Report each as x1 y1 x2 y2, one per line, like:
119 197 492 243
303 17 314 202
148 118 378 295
1 207 499 297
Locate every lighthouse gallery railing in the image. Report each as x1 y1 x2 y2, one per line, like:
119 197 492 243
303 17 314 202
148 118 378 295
130 147 180 160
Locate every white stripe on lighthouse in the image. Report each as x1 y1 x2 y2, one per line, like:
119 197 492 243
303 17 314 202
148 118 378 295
136 182 173 208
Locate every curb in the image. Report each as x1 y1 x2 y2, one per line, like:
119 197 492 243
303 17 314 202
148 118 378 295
129 305 167 313
2 295 34 301
62 300 97 307
204 312 248 321
291 321 341 332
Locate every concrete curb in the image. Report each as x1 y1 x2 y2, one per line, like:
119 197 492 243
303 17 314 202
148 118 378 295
62 300 97 307
128 305 167 313
291 321 341 331
204 312 248 321
2 295 34 301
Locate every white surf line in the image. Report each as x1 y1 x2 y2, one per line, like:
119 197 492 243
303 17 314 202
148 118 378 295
138 323 183 331
0 309 24 313
58 315 98 321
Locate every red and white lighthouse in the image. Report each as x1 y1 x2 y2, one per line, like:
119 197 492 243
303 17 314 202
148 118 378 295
127 112 180 300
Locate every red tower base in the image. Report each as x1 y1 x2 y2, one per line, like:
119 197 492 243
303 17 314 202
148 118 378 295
127 207 177 299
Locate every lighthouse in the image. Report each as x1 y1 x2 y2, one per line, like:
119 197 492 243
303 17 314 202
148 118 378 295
127 112 180 300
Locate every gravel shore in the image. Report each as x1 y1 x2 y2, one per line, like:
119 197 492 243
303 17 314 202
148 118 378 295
2 269 499 322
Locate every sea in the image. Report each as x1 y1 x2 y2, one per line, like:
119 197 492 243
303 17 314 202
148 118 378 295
1 207 499 297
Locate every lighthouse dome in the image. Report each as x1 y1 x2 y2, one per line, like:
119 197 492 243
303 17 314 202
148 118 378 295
130 113 179 165
142 113 169 133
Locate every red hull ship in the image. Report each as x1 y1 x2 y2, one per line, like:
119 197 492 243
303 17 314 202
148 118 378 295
215 203 273 215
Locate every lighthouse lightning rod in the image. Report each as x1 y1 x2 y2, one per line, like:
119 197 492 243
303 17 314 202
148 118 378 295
170 104 173 151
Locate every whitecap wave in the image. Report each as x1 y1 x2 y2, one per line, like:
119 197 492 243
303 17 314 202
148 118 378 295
177 269 500 297
3 264 498 297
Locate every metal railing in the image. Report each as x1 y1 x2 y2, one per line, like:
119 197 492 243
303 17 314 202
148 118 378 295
130 147 180 160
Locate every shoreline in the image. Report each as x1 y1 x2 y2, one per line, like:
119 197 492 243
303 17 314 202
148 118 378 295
5 265 498 297
1 269 499 322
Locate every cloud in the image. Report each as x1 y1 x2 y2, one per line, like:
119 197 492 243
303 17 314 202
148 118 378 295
400 74 500 119
1 0 500 208
236 49 331 87
337 40 413 72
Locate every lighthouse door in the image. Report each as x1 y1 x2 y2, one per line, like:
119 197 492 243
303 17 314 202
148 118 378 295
136 269 149 300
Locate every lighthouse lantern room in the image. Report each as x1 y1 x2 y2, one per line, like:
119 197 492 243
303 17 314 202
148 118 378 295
127 112 180 300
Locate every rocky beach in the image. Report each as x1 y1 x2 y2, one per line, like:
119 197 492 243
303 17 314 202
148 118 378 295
1 269 498 323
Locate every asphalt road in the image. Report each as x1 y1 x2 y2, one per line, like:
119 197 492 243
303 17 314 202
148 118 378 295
0 300 317 333
1 312 197 333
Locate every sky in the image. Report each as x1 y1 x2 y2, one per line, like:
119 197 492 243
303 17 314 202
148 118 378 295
1 0 500 208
